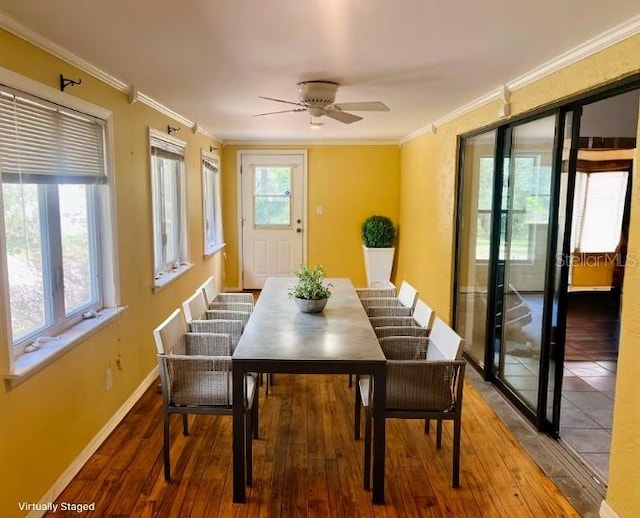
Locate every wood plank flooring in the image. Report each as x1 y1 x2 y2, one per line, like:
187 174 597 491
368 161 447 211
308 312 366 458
46 374 580 517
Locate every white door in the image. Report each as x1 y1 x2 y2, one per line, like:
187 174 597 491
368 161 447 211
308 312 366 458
240 152 306 289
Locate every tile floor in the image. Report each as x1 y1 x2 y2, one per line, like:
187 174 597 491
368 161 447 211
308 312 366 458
560 360 616 483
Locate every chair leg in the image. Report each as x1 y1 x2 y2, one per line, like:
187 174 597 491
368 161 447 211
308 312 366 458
245 412 253 486
163 411 171 481
182 414 189 435
363 409 372 490
252 395 259 440
436 419 443 449
424 419 430 435
453 417 461 488
354 376 361 440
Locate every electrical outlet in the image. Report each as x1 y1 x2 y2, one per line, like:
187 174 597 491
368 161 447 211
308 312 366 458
105 368 113 391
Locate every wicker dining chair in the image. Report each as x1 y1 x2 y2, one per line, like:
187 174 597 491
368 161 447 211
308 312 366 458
199 276 255 310
182 290 245 352
360 280 418 317
357 341 466 489
153 308 257 482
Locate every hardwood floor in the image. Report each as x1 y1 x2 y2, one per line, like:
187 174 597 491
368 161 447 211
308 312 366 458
46 373 579 517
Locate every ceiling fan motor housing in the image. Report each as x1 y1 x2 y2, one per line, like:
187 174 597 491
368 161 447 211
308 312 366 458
298 81 338 109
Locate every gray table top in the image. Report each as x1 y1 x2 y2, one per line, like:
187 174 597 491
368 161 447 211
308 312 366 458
233 277 385 363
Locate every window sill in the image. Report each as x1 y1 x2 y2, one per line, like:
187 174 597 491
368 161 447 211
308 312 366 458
153 263 193 292
4 306 127 388
204 242 226 258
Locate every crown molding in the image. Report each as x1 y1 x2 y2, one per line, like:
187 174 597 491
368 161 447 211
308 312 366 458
401 14 640 144
0 9 217 139
222 138 400 147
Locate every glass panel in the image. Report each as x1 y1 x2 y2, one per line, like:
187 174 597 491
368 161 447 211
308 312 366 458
254 166 291 195
455 130 496 367
254 196 291 226
59 184 93 313
204 168 215 246
498 115 556 410
2 183 48 340
253 166 292 227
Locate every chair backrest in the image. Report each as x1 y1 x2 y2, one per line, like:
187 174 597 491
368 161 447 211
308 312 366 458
412 299 435 329
397 281 418 309
153 308 185 354
198 276 218 305
427 317 464 360
183 290 208 321
386 360 464 411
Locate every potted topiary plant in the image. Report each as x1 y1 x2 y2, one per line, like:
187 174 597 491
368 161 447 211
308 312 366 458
361 215 396 287
288 264 332 313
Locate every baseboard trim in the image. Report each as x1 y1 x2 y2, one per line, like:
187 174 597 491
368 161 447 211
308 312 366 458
27 366 159 518
600 500 620 518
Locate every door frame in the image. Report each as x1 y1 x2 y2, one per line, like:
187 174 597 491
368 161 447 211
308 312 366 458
453 74 640 432
236 149 308 290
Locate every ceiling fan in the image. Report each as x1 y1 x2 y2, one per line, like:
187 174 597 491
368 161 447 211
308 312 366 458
254 81 390 124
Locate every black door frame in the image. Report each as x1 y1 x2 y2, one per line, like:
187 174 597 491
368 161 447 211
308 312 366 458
453 73 640 432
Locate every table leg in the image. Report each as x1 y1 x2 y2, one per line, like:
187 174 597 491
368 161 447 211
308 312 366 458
372 363 386 504
232 361 246 503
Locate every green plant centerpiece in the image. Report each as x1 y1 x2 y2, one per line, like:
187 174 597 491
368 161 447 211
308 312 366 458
288 264 332 313
361 215 396 248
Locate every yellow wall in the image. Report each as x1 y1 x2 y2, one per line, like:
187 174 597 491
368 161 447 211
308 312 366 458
0 29 224 518
398 35 640 517
221 145 401 288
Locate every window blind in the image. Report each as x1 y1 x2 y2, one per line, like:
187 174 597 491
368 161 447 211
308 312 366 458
0 86 106 184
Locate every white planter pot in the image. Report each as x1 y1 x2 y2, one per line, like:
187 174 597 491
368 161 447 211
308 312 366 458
362 245 395 287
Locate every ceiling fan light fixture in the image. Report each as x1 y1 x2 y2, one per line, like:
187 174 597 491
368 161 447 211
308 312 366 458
308 106 325 117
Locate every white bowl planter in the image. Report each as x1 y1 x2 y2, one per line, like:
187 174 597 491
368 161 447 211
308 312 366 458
363 245 395 287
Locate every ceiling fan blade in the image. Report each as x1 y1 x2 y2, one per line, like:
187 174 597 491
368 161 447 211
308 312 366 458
253 108 306 117
324 109 363 124
259 96 305 107
332 101 390 112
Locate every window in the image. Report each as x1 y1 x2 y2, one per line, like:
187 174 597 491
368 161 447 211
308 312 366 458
202 152 223 255
253 166 292 227
149 129 188 284
0 85 111 355
572 170 628 253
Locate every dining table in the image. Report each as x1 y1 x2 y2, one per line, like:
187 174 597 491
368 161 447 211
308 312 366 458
232 276 387 504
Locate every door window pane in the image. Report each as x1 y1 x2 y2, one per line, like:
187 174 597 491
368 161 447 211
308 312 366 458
253 166 291 227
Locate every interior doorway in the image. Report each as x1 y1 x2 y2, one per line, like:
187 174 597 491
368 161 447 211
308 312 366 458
558 89 638 484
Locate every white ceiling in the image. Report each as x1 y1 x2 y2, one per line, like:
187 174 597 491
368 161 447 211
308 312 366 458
0 0 639 142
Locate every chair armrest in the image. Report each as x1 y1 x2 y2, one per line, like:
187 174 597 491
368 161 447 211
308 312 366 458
367 306 413 317
375 326 429 339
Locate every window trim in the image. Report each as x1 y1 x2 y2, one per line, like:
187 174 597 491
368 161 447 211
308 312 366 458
149 128 190 288
0 65 120 377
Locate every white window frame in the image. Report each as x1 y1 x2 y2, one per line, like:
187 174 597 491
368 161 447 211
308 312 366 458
149 128 190 288
0 65 120 380
202 151 224 256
